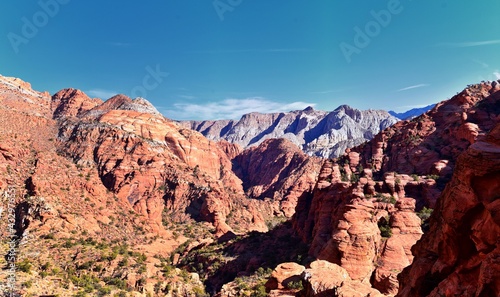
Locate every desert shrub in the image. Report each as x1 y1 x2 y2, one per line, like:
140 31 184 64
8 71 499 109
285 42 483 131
251 284 267 297
417 207 434 232
74 291 88 297
105 277 127 290
379 225 392 238
427 174 440 180
17 259 32 273
350 173 359 183
118 257 129 267
193 285 209 297
286 280 304 290
97 286 112 296
43 233 55 240
378 216 392 238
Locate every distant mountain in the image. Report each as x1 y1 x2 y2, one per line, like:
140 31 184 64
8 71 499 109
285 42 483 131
389 104 435 120
179 105 398 158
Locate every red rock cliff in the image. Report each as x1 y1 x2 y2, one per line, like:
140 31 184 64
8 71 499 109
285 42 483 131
397 122 500 297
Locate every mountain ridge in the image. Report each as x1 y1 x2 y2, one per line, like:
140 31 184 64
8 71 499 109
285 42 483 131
179 105 399 158
389 104 435 120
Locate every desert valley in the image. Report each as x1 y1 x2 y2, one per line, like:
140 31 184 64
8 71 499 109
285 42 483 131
0 74 499 297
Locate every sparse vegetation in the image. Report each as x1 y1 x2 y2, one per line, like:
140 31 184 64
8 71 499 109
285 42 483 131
427 174 440 180
286 280 304 290
378 216 392 238
375 193 397 204
417 207 434 232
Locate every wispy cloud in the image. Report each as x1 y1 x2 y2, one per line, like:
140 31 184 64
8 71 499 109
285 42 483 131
473 59 489 68
494 71 500 79
437 39 500 48
87 89 118 99
187 48 313 54
162 97 316 120
396 84 429 92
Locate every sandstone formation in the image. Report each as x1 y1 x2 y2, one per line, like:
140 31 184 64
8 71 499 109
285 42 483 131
353 81 500 176
0 74 274 296
233 138 323 217
301 260 384 297
52 89 271 236
291 81 500 296
180 105 398 158
397 122 500 297
265 262 305 290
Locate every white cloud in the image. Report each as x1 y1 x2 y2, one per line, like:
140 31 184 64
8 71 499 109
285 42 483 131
494 71 500 79
437 40 500 48
162 97 316 120
473 59 489 68
87 89 118 99
396 84 429 92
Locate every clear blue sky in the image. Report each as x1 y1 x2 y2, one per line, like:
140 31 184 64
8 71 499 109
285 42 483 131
1 0 500 120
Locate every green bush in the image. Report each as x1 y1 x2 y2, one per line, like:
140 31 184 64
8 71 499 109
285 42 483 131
417 207 434 232
427 174 440 180
378 216 392 238
379 225 392 238
251 284 267 297
286 280 304 290
17 259 32 273
97 286 112 296
74 291 88 297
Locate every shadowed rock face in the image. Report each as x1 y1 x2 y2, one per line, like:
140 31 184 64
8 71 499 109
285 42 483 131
179 105 398 158
397 123 500 297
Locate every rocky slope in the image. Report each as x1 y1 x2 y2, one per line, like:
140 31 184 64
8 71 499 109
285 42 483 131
286 80 500 296
397 122 500 297
233 138 323 218
0 74 280 296
180 105 398 158
353 81 500 178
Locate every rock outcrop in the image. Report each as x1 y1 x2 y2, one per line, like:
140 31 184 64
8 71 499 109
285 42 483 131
180 105 398 158
291 81 500 296
301 260 384 297
353 81 500 177
233 138 323 217
397 122 500 297
52 89 271 235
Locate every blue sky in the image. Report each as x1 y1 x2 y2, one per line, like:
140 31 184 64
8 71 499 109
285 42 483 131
1 0 500 120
